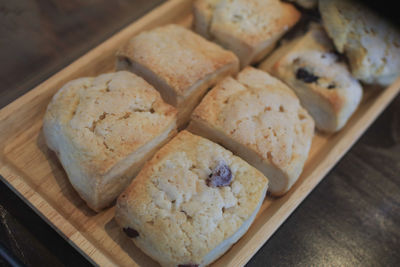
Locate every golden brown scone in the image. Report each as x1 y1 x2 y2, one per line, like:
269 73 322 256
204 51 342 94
260 24 363 132
193 0 221 39
319 0 400 86
116 24 239 127
189 67 314 195
193 0 301 68
43 71 177 212
116 131 268 267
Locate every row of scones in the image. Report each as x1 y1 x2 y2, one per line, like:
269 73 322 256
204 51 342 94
43 0 400 266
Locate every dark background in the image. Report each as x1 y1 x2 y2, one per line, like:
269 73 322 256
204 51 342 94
1 0 399 266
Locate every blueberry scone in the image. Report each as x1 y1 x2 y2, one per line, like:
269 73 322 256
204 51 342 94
189 67 314 195
260 24 363 132
193 0 301 68
116 24 239 127
43 71 177 211
319 0 400 86
116 131 268 267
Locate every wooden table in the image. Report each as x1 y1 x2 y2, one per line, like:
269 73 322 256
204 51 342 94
0 1 399 266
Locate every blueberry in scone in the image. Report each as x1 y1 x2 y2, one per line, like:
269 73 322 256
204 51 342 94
189 67 314 195
260 24 363 132
116 131 268 267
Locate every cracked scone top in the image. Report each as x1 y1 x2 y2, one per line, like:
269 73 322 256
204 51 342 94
43 71 177 211
116 131 268 267
116 24 239 126
259 24 363 132
117 24 238 96
319 0 400 85
190 67 314 195
193 0 301 67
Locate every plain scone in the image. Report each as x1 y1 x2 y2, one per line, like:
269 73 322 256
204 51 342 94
116 131 268 267
43 71 177 212
259 24 363 132
189 67 314 195
193 0 301 68
193 0 220 39
319 0 400 86
116 24 239 127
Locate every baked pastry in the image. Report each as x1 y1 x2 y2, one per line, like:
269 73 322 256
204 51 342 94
189 67 314 195
193 0 220 39
43 71 177 212
319 0 400 86
287 0 317 9
116 24 239 127
259 24 363 132
193 0 301 68
116 130 268 267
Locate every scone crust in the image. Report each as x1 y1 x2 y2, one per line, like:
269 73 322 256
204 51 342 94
260 24 363 132
116 131 268 267
319 0 400 85
210 0 301 47
191 67 314 193
43 71 177 210
117 24 239 97
193 0 222 39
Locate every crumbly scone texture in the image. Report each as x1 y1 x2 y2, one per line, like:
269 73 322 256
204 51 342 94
319 0 400 85
259 24 363 132
193 0 222 39
210 0 301 47
116 131 268 267
43 71 177 210
192 67 314 184
287 0 317 9
117 24 239 96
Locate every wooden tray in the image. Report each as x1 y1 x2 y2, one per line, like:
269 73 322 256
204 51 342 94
0 0 399 266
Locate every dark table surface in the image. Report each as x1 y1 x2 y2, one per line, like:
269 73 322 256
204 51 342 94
0 1 399 266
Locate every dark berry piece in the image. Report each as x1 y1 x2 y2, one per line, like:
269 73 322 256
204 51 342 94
331 50 347 63
327 83 336 89
123 227 139 238
296 68 319 83
123 57 132 65
178 264 199 267
207 162 232 187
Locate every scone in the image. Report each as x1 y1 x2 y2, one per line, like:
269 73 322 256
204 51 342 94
259 24 363 132
193 0 301 68
116 24 239 127
43 71 177 212
116 131 268 267
319 0 400 86
193 0 220 39
287 0 317 9
189 67 314 195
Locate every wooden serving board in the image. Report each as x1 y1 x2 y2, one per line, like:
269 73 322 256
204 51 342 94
0 0 399 266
